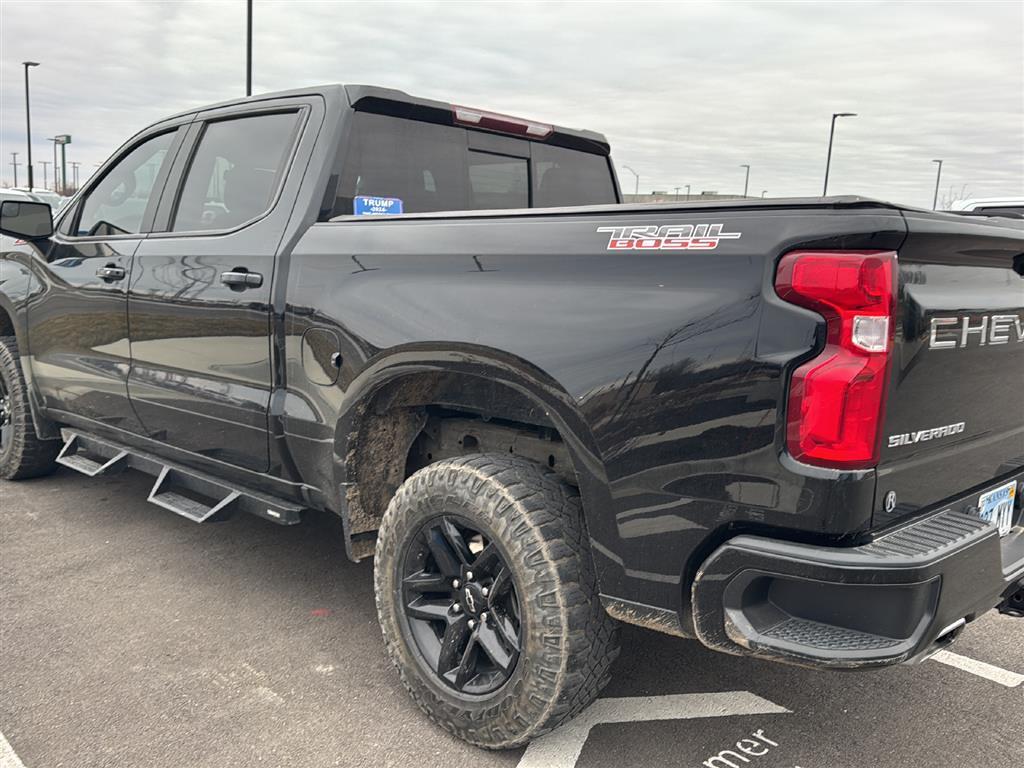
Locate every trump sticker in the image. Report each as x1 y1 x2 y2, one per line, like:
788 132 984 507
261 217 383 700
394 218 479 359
354 196 404 216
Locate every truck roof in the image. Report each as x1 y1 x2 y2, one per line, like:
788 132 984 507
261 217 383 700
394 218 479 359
163 83 610 155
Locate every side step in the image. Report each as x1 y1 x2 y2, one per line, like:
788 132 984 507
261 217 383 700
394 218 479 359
148 466 242 523
56 433 128 477
57 429 303 526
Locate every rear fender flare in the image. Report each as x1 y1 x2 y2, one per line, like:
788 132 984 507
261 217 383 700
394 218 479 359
333 345 613 576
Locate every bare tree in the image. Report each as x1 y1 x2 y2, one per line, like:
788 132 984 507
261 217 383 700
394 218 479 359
940 183 972 210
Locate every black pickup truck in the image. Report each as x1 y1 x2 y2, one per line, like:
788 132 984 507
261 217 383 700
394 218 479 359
2 85 1023 749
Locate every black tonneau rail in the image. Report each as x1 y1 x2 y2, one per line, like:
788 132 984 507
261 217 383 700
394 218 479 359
328 195 904 223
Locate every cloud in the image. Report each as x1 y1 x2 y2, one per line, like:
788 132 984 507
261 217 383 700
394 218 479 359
1 0 1021 207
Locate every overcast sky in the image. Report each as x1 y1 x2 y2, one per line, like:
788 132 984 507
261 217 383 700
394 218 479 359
1 0 1021 207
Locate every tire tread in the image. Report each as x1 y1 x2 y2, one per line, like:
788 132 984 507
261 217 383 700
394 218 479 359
374 453 620 748
0 335 60 480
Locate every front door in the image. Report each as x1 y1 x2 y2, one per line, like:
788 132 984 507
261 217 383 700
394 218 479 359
127 107 306 472
28 127 184 431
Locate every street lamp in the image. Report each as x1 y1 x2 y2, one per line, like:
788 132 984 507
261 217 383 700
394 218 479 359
739 164 750 197
685 184 691 201
674 186 681 201
23 61 40 190
931 159 943 210
761 190 768 198
246 0 253 96
623 165 640 199
10 152 20 187
823 112 857 196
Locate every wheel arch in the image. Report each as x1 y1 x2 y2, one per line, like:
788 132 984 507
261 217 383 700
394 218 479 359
0 278 59 440
332 345 613 570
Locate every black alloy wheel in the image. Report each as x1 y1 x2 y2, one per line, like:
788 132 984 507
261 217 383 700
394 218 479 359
400 515 522 696
0 370 11 457
374 454 620 748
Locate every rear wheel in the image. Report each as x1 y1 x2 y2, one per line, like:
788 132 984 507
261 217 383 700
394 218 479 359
0 336 60 480
374 453 619 749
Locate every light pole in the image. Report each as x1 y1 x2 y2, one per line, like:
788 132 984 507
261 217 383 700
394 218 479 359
931 159 943 210
761 190 767 198
23 61 40 190
10 152 20 186
685 184 691 201
674 186 681 201
40 160 50 190
48 138 59 193
623 165 640 199
823 112 857 196
739 164 750 197
246 0 253 96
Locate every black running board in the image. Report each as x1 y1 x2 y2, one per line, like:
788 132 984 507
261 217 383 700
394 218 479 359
56 429 302 526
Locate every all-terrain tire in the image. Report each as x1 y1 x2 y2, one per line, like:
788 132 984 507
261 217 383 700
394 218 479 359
374 453 620 749
0 336 61 480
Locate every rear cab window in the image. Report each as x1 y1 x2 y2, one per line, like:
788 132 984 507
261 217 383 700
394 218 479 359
326 105 617 218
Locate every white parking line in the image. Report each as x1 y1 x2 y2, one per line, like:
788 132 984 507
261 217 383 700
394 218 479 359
0 731 27 768
516 691 789 768
931 650 1024 688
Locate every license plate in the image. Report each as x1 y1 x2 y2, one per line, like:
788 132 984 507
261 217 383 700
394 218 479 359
977 480 1017 537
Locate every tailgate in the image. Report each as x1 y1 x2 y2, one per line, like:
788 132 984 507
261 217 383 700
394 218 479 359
875 212 1024 526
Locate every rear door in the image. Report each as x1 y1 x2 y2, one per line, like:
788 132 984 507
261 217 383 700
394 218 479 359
875 212 1024 526
28 124 186 429
126 99 315 472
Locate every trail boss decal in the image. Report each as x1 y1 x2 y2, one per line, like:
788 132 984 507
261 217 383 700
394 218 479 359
888 421 966 448
597 223 742 250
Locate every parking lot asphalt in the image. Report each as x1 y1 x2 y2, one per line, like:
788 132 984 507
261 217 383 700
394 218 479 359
2 467 1022 768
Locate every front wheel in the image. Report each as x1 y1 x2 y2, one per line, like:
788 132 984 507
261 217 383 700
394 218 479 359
374 454 620 749
0 336 60 480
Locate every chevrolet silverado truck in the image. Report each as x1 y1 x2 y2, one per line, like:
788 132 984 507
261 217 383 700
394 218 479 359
1 85 1023 749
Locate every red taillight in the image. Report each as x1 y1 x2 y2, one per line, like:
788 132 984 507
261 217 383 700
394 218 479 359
775 250 897 470
452 106 553 138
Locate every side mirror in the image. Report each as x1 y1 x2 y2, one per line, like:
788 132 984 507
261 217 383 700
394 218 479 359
0 200 54 240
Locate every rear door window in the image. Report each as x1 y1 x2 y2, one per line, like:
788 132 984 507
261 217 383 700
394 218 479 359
171 111 300 232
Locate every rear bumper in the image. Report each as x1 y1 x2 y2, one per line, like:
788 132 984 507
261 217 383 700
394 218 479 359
692 481 1024 669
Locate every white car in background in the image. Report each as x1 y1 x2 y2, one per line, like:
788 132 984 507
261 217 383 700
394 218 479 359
950 197 1024 218
8 187 70 211
0 188 37 203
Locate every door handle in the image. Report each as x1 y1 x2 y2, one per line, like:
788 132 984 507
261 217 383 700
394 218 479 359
96 265 126 281
220 269 264 289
